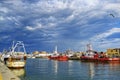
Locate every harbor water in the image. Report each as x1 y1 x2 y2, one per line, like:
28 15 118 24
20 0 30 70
10 58 120 80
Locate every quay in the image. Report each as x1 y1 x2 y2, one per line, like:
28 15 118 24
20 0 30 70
0 61 20 80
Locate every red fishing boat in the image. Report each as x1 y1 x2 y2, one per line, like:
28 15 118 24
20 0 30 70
48 54 59 60
57 55 68 61
48 55 68 61
80 44 120 62
48 46 68 61
80 55 120 62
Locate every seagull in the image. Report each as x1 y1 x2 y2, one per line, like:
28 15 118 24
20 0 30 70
109 14 115 18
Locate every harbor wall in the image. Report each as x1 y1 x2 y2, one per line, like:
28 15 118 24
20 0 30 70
0 61 20 80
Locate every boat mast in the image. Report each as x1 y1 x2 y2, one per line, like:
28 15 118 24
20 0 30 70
12 41 15 51
11 41 15 55
86 43 94 57
54 45 58 54
87 43 93 52
22 41 26 54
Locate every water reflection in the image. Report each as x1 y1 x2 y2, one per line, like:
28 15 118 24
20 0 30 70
10 68 25 77
89 63 95 79
85 62 120 80
109 61 120 67
16 59 120 80
53 60 58 74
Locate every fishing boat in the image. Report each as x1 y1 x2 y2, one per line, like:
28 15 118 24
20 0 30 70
48 46 68 61
49 54 68 61
80 43 120 62
80 55 120 62
57 55 68 61
48 46 59 60
2 41 27 68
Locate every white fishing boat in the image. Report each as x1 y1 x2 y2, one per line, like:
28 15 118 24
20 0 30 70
2 41 27 68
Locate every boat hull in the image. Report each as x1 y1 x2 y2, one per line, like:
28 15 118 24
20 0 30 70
6 61 26 68
80 56 120 62
48 56 58 60
58 56 68 61
48 56 68 61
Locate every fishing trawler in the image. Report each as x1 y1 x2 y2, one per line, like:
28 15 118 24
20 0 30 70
2 41 27 68
80 43 120 62
48 46 68 61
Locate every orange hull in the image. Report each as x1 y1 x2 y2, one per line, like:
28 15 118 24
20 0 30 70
58 56 68 61
48 56 68 61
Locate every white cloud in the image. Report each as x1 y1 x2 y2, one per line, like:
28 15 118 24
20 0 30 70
6 16 18 22
91 27 120 41
103 3 120 17
3 0 23 6
47 23 57 28
70 0 99 9
96 38 120 51
26 23 42 31
65 14 75 22
30 0 102 15
1 0 120 52
0 16 5 21
48 16 57 22
77 27 120 51
26 26 40 31
26 26 35 31
104 3 120 11
0 7 9 13
0 36 10 41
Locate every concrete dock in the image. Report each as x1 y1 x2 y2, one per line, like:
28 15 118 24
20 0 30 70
0 62 20 80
